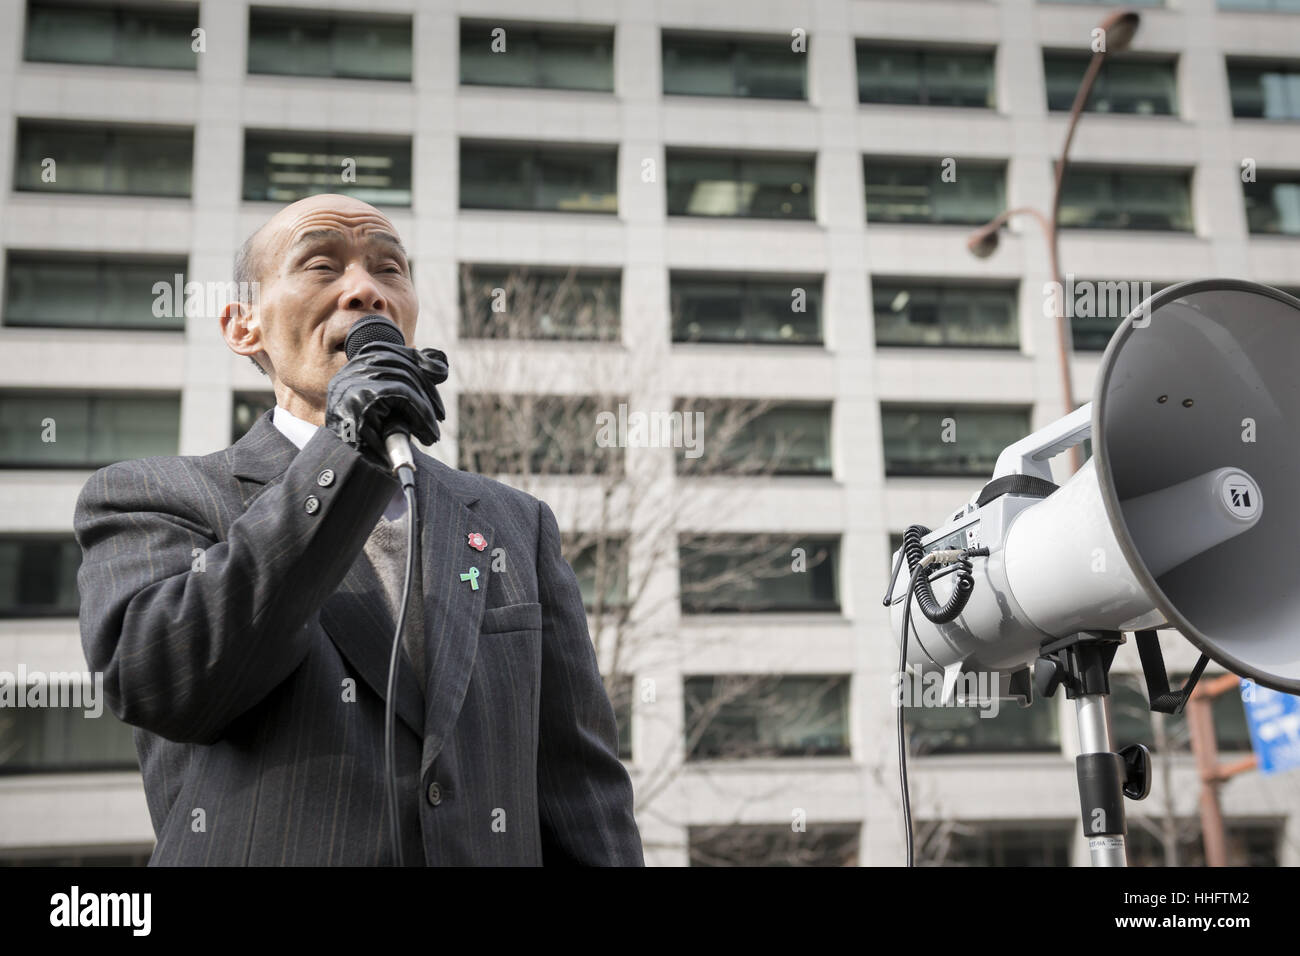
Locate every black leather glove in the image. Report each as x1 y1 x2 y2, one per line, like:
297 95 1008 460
324 341 449 467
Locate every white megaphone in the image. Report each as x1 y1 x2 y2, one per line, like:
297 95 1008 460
883 278 1300 867
885 278 1300 698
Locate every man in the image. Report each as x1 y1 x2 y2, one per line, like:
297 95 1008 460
73 193 644 866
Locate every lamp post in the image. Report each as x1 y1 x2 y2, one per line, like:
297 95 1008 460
967 10 1142 478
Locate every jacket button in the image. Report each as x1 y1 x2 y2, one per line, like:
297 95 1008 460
304 495 320 515
317 469 335 487
427 782 442 806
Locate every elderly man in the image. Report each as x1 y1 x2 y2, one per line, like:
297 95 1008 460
73 193 644 866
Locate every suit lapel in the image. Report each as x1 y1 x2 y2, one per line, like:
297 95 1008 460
413 454 494 776
318 555 427 740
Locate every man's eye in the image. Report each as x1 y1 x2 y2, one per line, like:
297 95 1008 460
309 263 334 271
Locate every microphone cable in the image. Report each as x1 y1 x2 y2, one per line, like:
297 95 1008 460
383 471 418 868
342 314 435 868
885 524 989 866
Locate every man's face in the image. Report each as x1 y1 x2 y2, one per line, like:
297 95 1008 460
231 194 417 421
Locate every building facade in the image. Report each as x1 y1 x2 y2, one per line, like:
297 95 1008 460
1 0 1298 866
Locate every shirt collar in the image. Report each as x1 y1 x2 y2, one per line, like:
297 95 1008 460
271 405 320 451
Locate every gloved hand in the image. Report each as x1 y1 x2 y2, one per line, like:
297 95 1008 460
324 341 449 468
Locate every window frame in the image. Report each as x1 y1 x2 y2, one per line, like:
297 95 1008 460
863 157 1008 226
1042 50 1180 117
14 119 194 198
3 250 189 332
459 141 619 215
1056 164 1194 232
666 149 817 221
23 0 200 71
872 278 1020 350
880 403 1033 478
246 6 414 82
458 19 615 93
670 272 824 345
855 41 996 109
661 30 807 101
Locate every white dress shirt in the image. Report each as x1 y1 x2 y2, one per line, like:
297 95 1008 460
272 405 408 520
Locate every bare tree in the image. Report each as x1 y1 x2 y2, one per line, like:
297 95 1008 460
452 264 843 864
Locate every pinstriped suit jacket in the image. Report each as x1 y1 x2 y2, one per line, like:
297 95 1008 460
73 409 644 866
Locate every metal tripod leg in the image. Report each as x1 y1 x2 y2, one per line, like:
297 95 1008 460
1075 692 1128 866
1038 630 1130 867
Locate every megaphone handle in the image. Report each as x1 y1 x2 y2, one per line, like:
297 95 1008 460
990 403 1092 483
1134 630 1210 715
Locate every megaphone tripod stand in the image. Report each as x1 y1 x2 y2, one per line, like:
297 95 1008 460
1036 630 1156 867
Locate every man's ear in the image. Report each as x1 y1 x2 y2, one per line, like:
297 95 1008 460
221 300 266 365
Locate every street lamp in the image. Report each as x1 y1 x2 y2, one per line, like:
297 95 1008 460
968 9 1142 477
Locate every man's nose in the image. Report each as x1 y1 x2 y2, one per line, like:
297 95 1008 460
338 269 387 314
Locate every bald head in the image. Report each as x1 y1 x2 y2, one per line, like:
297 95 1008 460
221 193 418 422
234 195 406 375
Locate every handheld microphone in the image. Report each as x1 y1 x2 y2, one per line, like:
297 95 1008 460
343 315 417 487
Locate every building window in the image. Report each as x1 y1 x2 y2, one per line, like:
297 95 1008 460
864 159 1005 225
24 0 197 70
0 391 180 468
0 696 139 774
460 142 617 214
1044 53 1178 115
662 32 805 100
1109 672 1254 753
1067 278 1169 350
856 44 995 108
232 392 275 443
671 274 822 344
938 823 1074 867
14 120 192 197
1058 167 1193 231
1228 60 1300 119
457 394 622 476
882 404 1031 477
1127 821 1280 867
873 280 1018 348
676 401 832 476
243 131 411 206
684 674 851 760
689 823 860 866
679 534 839 614
4 252 187 331
905 698 1060 755
460 20 613 92
0 536 81 618
459 266 620 341
562 535 629 612
667 151 814 220
248 8 411 81
1243 172 1300 235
